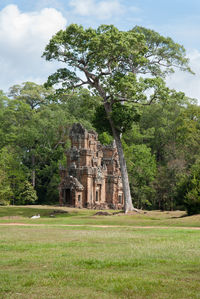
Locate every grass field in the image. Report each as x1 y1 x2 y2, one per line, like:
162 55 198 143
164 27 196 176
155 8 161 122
0 206 200 299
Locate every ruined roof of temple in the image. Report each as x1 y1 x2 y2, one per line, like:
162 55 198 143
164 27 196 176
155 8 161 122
61 175 84 191
69 123 98 139
73 177 84 190
69 123 118 155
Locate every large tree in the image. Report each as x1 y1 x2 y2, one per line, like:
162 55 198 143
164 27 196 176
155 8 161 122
43 24 192 213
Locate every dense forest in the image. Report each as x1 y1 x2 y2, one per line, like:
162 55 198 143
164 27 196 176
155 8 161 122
0 81 200 214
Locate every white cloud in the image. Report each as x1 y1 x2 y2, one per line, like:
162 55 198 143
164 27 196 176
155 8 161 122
0 5 67 91
166 50 200 103
69 0 125 19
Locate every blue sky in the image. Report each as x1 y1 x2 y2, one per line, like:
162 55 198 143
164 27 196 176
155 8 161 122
0 0 200 102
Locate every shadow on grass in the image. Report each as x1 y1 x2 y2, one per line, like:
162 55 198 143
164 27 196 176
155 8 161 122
171 213 187 219
0 207 75 218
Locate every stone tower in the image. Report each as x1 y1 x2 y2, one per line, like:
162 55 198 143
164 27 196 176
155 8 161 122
59 123 124 209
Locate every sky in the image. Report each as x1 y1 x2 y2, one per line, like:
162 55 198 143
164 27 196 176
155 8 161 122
0 0 200 103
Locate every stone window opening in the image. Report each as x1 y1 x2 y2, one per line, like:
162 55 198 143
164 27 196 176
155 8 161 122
118 195 122 204
96 191 98 201
78 195 81 202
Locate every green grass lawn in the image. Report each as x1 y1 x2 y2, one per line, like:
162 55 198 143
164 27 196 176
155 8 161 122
0 206 200 298
0 205 200 227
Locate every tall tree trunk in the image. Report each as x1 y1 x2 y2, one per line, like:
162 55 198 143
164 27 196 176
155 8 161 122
32 154 36 188
104 102 134 213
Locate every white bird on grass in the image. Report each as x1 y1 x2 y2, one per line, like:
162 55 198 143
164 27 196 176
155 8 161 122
31 214 40 219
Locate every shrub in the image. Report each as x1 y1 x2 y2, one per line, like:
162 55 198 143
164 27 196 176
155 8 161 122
16 181 38 205
176 162 200 215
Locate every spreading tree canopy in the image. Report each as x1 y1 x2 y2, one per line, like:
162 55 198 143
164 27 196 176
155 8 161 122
43 24 192 212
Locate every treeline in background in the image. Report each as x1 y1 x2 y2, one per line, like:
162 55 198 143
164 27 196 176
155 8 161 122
0 82 200 215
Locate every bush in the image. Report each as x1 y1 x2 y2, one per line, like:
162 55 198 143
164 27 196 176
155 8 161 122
16 181 38 205
184 177 200 215
176 162 200 215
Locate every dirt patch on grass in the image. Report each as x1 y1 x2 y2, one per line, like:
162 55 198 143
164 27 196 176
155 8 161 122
0 223 200 229
0 223 44 226
94 211 112 216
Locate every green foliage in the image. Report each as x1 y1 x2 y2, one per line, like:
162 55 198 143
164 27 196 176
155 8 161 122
185 185 200 216
0 147 28 205
43 23 191 136
61 89 101 130
43 24 191 92
8 82 54 109
16 181 38 205
0 169 13 205
111 102 141 133
1 83 76 204
92 105 112 135
132 26 193 76
43 24 147 91
123 138 157 209
0 82 105 205
45 174 60 204
98 132 113 145
122 94 200 212
93 102 141 135
176 161 200 215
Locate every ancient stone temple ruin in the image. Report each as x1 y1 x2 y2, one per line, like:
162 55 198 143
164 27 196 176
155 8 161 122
59 123 124 209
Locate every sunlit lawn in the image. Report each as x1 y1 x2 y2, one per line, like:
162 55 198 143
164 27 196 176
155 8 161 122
0 206 200 298
0 205 200 227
